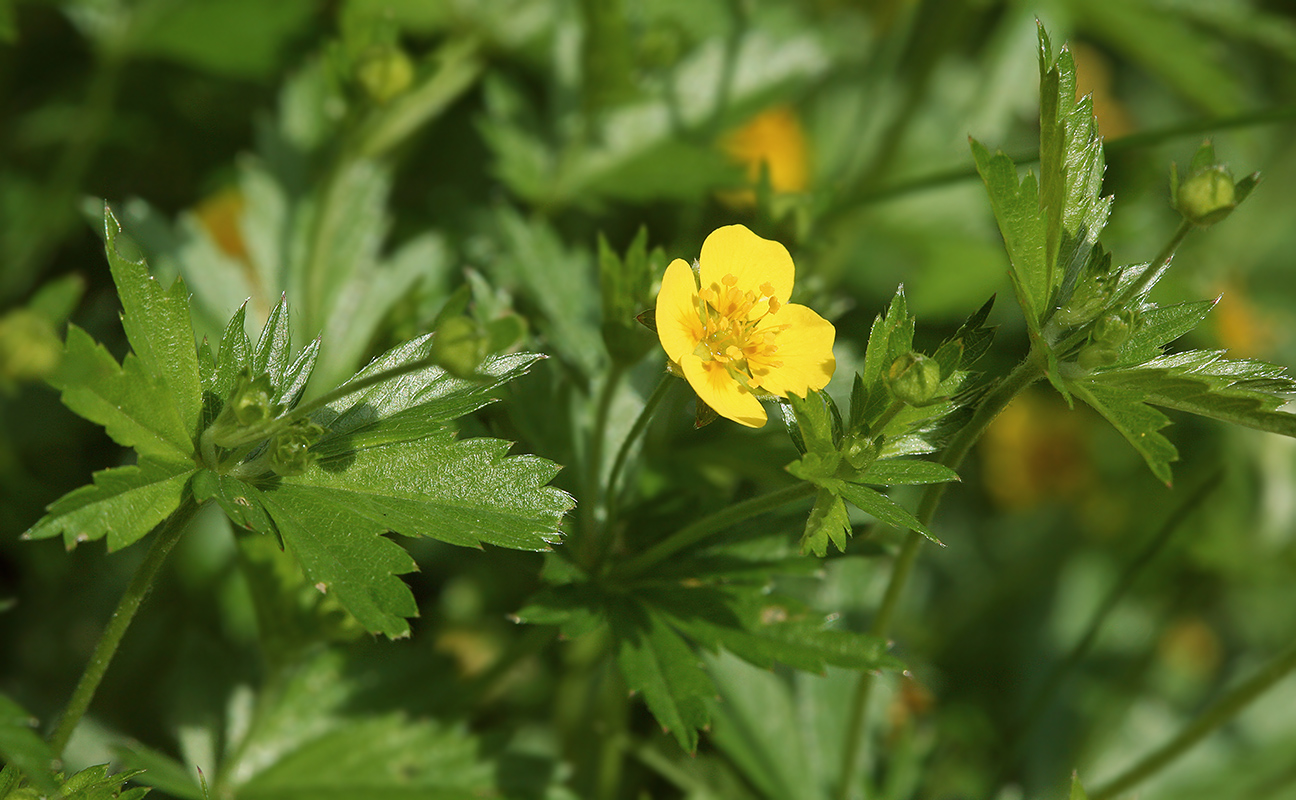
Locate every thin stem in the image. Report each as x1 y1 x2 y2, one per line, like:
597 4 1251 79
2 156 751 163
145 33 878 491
1088 637 1296 800
580 362 627 566
47 499 199 757
835 348 1047 800
824 105 1296 217
613 482 817 580
1000 471 1223 775
600 374 675 542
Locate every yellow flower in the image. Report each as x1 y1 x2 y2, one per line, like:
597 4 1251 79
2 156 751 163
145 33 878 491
655 225 835 427
719 105 810 208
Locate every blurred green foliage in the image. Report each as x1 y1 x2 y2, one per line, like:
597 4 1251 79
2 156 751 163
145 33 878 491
3 1 1296 799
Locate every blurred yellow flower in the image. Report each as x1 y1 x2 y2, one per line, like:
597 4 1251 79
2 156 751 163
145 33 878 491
655 224 835 427
195 186 249 263
721 105 809 206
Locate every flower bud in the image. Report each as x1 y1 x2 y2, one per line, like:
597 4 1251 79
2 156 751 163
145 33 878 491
1092 313 1131 347
0 309 62 387
1175 165 1236 227
231 371 278 427
888 352 942 406
356 45 414 104
1077 344 1119 371
270 421 324 477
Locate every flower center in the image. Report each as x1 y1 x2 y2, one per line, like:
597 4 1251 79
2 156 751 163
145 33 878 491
693 273 786 387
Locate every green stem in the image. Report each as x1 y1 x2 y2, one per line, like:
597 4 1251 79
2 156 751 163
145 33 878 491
999 471 1223 777
599 374 676 550
825 105 1296 216
613 482 817 580
580 362 627 566
834 348 1047 800
47 499 199 757
1088 637 1296 800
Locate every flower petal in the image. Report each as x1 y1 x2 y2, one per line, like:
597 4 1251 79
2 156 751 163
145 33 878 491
680 353 767 428
698 224 794 303
749 303 836 397
655 258 703 362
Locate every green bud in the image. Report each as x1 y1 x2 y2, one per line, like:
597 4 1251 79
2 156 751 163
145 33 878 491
0 308 62 386
269 421 325 477
356 45 414 104
231 371 279 427
1077 344 1119 371
887 352 942 406
1175 165 1236 227
430 315 489 378
842 433 879 471
1092 313 1131 347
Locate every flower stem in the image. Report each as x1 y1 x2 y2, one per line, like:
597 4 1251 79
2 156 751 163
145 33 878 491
579 362 627 566
1088 637 1296 800
47 498 199 757
612 481 817 580
596 374 676 558
834 347 1047 800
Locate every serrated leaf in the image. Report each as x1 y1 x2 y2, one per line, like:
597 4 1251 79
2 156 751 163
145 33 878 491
1089 351 1296 439
1116 299 1217 365
114 741 203 800
863 459 959 486
611 599 715 753
51 325 195 461
1069 380 1177 484
59 764 150 800
278 337 320 410
836 482 940 545
249 482 419 638
103 205 202 442
800 488 850 557
655 587 904 676
24 458 195 551
970 140 1048 333
0 693 60 796
512 583 604 638
212 302 251 398
285 436 569 551
252 295 292 390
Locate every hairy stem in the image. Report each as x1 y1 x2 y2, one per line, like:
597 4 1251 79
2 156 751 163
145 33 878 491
580 362 627 567
1089 637 1296 800
835 347 1047 800
613 481 817 580
47 499 199 757
596 374 676 564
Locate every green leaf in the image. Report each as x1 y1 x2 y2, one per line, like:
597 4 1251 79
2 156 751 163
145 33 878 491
24 458 195 551
611 599 715 753
192 470 276 535
1068 380 1177 485
211 302 252 400
512 583 604 638
1088 351 1296 439
862 459 959 486
970 139 1048 334
103 205 202 445
249 482 419 639
1116 299 1217 365
655 587 904 675
58 764 150 800
836 482 940 545
0 693 60 796
1070 773 1091 800
251 294 292 391
114 741 204 800
50 325 194 461
799 488 851 557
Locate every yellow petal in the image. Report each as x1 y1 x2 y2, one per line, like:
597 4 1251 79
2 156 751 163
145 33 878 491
749 303 835 397
698 224 794 303
680 353 767 428
655 258 703 362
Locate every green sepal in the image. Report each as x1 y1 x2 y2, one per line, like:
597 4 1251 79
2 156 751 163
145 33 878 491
23 458 195 551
